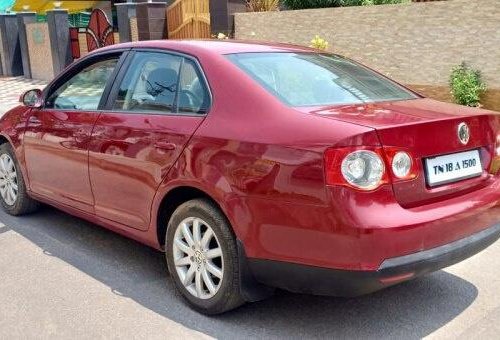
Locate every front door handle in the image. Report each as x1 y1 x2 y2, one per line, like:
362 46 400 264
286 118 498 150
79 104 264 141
154 141 176 151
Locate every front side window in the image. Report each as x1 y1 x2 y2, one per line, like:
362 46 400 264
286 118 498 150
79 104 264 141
113 52 210 115
227 52 417 107
46 58 118 110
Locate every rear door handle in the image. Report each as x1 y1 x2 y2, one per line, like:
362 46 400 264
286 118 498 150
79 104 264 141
28 115 41 124
154 141 176 151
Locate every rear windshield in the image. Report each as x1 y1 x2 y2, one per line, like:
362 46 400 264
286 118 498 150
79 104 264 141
226 52 417 107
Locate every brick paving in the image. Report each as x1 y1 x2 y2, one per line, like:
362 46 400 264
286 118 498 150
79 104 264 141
0 77 48 114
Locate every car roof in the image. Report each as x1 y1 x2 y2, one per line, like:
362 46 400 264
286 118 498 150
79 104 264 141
98 39 317 56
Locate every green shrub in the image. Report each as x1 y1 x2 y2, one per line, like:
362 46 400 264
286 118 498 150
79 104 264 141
449 62 486 107
282 0 409 9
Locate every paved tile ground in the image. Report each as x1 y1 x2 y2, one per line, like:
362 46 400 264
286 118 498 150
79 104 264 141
0 77 47 114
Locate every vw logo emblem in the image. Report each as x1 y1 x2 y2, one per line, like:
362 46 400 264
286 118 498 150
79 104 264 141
457 122 470 145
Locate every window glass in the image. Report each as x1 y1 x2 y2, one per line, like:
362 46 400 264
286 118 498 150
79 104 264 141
46 58 118 110
178 59 210 114
113 52 182 113
227 53 417 107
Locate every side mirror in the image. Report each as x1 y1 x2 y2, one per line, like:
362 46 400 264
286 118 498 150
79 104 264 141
20 89 43 108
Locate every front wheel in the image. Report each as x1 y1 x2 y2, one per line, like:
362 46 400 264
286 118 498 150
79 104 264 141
165 199 245 314
0 143 39 215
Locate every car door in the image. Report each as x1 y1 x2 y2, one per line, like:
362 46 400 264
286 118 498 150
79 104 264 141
88 50 210 230
24 52 124 212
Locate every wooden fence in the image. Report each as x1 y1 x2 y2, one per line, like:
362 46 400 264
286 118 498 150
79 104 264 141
166 0 211 39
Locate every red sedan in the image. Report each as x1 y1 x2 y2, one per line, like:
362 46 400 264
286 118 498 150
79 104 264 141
1 40 499 314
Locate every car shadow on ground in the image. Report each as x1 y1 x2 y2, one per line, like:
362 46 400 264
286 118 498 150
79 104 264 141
0 205 478 339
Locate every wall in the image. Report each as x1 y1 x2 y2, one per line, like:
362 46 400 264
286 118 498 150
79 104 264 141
78 32 89 58
130 17 139 42
77 32 119 61
26 23 54 81
235 0 500 110
0 27 3 75
0 14 23 77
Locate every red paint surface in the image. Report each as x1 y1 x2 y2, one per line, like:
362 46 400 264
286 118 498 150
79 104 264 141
2 40 500 272
88 112 204 230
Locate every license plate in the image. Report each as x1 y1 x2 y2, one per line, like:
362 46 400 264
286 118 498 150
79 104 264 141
425 150 482 187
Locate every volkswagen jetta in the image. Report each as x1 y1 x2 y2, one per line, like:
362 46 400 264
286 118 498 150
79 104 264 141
1 40 500 314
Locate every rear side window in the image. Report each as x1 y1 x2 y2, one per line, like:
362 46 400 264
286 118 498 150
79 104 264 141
178 59 210 114
113 52 182 113
227 52 417 107
112 51 209 114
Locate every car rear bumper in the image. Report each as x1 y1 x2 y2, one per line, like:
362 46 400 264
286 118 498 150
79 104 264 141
238 177 500 272
247 222 500 297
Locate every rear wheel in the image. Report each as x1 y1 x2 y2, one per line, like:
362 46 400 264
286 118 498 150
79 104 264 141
165 199 244 314
0 143 39 215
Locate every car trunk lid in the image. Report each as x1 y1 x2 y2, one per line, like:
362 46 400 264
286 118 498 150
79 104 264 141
298 98 500 207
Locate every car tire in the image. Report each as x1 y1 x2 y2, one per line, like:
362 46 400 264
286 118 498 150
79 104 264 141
0 143 39 215
165 198 245 314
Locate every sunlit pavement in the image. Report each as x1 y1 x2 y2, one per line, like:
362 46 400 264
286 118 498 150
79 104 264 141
0 77 47 115
0 205 499 339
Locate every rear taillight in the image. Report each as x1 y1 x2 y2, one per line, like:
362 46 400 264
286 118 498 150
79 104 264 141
383 147 419 181
325 147 389 190
324 146 418 191
489 135 500 175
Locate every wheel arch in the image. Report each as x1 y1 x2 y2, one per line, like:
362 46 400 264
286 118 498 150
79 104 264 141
156 185 231 248
0 134 12 146
0 133 30 191
155 184 273 303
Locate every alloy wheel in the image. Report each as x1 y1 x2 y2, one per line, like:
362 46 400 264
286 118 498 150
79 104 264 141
0 154 18 206
172 217 224 299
